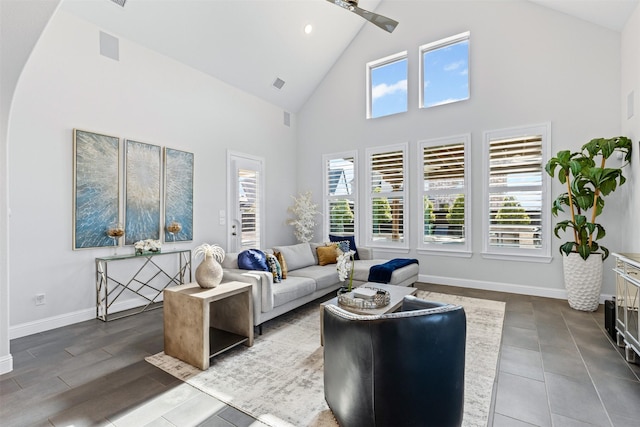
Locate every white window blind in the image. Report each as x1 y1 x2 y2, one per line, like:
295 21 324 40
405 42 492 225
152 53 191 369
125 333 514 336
420 135 470 253
483 124 551 261
367 145 407 247
238 168 260 249
324 154 356 237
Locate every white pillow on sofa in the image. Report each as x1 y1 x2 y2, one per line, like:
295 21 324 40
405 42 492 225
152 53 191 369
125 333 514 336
273 243 315 271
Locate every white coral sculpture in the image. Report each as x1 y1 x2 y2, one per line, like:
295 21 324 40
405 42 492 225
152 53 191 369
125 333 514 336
193 243 225 263
287 191 320 243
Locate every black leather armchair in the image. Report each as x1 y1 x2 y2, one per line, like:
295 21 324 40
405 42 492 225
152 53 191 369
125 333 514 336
323 296 466 427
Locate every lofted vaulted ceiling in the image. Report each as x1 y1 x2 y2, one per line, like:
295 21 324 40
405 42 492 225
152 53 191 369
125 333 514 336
59 0 637 113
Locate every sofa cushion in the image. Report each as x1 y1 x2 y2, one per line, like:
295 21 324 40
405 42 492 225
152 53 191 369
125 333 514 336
288 265 340 291
238 249 269 271
221 252 239 269
317 244 338 266
273 243 315 271
271 276 316 308
329 234 360 260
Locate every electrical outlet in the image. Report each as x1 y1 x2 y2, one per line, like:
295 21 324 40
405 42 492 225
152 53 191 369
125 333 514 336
35 293 45 306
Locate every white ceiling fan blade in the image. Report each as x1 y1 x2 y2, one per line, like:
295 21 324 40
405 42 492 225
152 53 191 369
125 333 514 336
326 0 399 33
351 6 398 33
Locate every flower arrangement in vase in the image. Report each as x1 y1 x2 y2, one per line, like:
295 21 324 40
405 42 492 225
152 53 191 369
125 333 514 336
336 246 355 293
193 243 226 288
134 239 161 255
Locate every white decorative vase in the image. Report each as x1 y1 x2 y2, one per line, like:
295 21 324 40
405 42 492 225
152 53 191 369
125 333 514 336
562 252 603 311
195 254 223 288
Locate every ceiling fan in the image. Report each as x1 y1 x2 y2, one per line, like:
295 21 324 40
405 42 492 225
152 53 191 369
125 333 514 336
326 0 399 33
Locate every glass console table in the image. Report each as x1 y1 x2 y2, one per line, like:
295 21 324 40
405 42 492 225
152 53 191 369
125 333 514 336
613 252 640 363
95 249 192 321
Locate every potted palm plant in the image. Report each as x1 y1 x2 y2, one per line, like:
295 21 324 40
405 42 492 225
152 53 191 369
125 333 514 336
545 136 633 311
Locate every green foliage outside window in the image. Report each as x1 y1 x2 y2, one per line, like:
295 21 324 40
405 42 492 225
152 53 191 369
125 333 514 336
330 199 354 232
446 194 465 225
424 197 436 235
372 187 392 232
495 196 531 225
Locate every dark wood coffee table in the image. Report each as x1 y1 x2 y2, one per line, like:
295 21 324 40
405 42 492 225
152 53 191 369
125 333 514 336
320 283 418 345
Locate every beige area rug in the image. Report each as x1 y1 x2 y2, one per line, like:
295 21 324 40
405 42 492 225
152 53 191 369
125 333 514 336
146 291 505 427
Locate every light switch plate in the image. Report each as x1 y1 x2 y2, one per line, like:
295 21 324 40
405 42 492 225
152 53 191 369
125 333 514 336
628 91 634 119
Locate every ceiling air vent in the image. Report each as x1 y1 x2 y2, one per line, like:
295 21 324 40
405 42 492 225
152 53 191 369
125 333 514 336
273 78 285 90
110 0 126 7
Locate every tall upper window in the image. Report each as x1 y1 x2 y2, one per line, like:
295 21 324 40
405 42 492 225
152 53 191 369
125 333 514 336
418 135 471 255
366 144 408 248
367 51 408 119
483 124 551 261
420 32 470 109
323 152 357 239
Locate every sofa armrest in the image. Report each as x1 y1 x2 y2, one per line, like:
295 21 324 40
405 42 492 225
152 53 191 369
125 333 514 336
222 268 275 314
358 246 373 260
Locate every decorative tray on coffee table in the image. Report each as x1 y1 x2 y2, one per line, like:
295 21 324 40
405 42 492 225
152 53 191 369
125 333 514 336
337 287 391 309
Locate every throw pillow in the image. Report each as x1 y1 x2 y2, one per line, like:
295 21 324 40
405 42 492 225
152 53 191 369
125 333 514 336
265 253 282 283
329 234 360 260
237 249 269 271
274 251 288 279
317 244 338 266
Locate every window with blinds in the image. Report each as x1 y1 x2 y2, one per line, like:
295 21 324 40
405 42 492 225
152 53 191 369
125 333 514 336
367 145 407 247
420 135 470 253
238 168 260 249
483 124 550 260
324 153 357 237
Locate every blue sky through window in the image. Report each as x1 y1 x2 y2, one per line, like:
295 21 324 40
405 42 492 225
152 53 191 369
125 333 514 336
423 39 469 107
370 58 407 118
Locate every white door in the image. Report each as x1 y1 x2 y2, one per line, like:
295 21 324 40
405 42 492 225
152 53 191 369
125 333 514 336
228 152 264 252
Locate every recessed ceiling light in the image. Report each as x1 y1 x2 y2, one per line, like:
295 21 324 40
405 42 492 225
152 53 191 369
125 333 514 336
304 24 313 34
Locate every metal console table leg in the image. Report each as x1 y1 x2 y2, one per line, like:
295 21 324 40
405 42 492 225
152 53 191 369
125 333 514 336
95 249 192 321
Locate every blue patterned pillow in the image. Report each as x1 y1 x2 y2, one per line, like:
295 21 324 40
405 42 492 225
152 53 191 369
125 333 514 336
238 249 269 271
266 253 282 283
329 235 359 260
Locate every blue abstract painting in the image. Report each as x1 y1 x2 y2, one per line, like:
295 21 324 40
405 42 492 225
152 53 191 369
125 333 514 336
73 129 120 250
164 148 194 242
125 140 161 245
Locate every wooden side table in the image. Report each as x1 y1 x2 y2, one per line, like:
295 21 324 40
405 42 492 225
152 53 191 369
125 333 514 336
163 281 253 370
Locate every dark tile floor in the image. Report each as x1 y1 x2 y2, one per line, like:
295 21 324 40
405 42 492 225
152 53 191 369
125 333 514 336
0 283 638 426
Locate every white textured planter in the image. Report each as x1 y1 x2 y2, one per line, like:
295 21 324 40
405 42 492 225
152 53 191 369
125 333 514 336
562 253 603 311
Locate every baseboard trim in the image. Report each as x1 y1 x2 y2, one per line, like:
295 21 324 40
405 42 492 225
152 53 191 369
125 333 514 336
9 297 161 339
0 353 14 375
419 274 614 304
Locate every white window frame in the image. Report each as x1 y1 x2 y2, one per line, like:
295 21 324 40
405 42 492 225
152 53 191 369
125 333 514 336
417 134 471 257
365 143 409 251
419 31 470 109
366 51 408 119
226 151 265 252
322 151 358 242
482 123 551 262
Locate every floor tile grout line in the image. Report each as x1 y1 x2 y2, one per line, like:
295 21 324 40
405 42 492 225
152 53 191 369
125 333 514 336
556 308 615 427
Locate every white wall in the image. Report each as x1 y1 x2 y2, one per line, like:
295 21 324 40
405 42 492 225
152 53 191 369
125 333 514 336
298 0 623 297
1 0 62 374
621 3 640 253
7 10 298 336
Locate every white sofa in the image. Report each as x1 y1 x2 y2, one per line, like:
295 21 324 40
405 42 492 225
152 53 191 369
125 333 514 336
221 242 419 331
